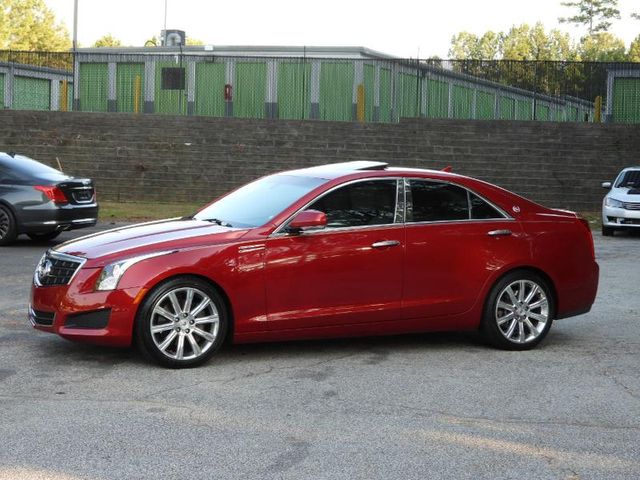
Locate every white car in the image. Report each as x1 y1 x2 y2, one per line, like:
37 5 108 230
601 167 640 236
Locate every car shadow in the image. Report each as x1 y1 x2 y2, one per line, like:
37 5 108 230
37 330 487 368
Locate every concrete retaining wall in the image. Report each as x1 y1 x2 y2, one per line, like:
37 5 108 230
1 110 638 211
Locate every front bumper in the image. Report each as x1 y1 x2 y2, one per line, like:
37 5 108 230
602 206 640 228
29 267 141 347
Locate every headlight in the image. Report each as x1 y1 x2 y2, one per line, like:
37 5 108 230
95 251 174 291
605 197 623 208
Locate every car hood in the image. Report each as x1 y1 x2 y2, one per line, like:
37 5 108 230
609 188 640 201
55 218 249 265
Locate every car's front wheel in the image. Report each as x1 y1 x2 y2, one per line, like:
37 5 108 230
602 225 615 236
0 205 18 246
481 271 554 350
135 277 229 368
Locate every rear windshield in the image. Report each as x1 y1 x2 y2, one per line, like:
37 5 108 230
0 154 67 183
615 170 640 188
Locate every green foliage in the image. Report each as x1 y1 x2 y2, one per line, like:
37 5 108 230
627 35 640 62
0 0 70 51
559 0 621 34
579 32 627 61
449 23 576 61
93 34 122 48
144 36 159 47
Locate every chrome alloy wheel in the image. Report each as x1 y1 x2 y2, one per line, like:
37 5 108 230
495 280 549 344
150 287 220 361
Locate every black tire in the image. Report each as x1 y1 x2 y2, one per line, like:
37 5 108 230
602 226 615 237
135 276 229 368
480 270 555 351
0 205 18 246
28 231 62 242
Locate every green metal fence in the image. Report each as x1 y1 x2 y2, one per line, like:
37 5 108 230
1 50 639 123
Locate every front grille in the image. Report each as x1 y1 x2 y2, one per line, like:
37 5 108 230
29 307 55 326
622 202 640 211
34 251 85 287
71 188 94 203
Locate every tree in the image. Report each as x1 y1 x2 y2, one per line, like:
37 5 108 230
631 13 640 20
0 0 70 51
559 0 621 34
579 32 627 60
448 23 576 61
628 35 640 62
449 31 501 60
93 34 122 48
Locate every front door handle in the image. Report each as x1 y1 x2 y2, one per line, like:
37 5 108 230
371 240 401 248
488 229 512 237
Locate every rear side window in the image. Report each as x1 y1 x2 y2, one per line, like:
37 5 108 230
309 179 398 228
408 180 507 223
470 193 505 219
408 181 468 222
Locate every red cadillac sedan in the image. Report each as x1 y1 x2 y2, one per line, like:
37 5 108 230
30 162 599 367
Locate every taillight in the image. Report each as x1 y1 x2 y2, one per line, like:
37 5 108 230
34 185 68 205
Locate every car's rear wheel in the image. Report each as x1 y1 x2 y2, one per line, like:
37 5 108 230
481 271 554 350
28 231 62 242
135 277 228 368
0 205 18 246
602 226 615 236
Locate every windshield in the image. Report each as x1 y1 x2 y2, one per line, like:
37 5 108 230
615 170 640 188
193 174 327 228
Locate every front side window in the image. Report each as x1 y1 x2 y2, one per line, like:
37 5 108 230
408 180 469 222
308 179 398 228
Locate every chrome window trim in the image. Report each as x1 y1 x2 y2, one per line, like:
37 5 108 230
271 177 403 237
34 250 87 287
403 178 513 225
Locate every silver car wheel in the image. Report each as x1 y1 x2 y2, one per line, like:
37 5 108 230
150 287 220 361
495 280 549 344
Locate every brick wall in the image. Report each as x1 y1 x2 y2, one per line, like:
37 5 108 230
1 110 639 211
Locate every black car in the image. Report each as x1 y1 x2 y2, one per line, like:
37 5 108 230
0 152 98 245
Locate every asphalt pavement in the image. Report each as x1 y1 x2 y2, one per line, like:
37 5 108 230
0 224 638 480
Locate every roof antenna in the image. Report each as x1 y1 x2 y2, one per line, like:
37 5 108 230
441 165 453 172
7 151 16 158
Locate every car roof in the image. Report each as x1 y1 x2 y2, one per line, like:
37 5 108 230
283 161 453 180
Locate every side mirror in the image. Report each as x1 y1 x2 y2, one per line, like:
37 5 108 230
288 209 327 233
601 182 612 189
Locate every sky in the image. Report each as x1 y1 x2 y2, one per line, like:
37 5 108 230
45 0 640 57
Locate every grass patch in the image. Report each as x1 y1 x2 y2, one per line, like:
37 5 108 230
99 201 203 222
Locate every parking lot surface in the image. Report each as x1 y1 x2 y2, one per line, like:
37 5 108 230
0 224 639 480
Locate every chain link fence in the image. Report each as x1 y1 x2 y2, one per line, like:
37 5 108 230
1 50 639 123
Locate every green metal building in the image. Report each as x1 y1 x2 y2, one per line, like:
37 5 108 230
606 68 640 124
74 45 595 123
0 62 72 111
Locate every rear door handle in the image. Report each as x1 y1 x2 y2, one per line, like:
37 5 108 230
371 240 401 248
488 229 512 237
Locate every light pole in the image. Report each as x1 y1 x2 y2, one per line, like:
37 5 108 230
163 0 168 46
73 0 78 51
